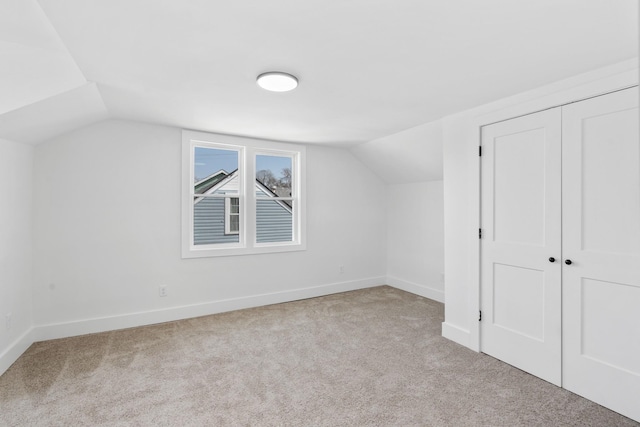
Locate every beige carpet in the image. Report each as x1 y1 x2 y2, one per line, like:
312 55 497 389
0 286 637 426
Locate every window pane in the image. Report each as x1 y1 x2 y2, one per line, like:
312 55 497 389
256 155 292 197
194 147 239 195
230 197 240 214
229 214 239 233
193 196 240 245
256 198 293 243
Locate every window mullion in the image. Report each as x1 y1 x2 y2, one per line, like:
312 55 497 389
244 147 256 248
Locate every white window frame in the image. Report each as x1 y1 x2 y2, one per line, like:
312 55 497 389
254 150 297 247
182 130 306 258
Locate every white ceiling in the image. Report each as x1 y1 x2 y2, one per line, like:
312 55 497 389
0 0 637 146
0 0 85 115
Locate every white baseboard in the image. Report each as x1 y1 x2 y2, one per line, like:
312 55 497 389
34 276 385 342
0 328 35 377
441 321 471 348
386 276 444 303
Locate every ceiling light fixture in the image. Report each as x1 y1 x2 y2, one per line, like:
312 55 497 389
256 72 298 92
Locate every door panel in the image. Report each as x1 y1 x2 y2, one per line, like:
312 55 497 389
493 128 547 246
580 106 640 254
562 86 640 422
580 278 640 375
493 264 545 340
481 108 562 386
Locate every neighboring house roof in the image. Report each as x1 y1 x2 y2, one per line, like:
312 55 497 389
194 170 292 212
272 188 292 198
194 169 235 194
254 180 292 211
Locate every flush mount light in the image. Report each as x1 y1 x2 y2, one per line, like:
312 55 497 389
256 72 298 92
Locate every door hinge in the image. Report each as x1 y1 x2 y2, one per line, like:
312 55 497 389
479 228 482 239
479 310 482 322
479 146 482 157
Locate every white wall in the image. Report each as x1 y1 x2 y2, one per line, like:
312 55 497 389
32 120 387 337
386 181 444 302
441 58 639 350
441 110 476 346
0 138 34 373
350 120 445 303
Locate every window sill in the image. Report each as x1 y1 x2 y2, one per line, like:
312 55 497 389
182 241 306 259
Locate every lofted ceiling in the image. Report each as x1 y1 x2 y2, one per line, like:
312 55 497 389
0 0 637 147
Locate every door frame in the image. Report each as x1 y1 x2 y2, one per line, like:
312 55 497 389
466 62 638 352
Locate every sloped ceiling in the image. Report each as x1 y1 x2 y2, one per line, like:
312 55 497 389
0 0 108 143
0 0 83 114
352 121 443 184
0 0 637 152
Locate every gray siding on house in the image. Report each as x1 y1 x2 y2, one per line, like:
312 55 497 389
193 197 239 245
193 188 292 245
256 198 292 243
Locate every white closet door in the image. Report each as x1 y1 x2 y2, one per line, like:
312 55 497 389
562 86 640 421
480 108 562 386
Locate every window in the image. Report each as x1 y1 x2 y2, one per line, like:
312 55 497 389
225 197 240 235
192 146 241 246
256 154 294 243
182 130 306 258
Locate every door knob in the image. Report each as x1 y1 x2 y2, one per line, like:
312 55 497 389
565 259 572 265
549 257 555 263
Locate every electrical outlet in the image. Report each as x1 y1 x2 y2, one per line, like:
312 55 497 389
159 286 168 297
339 265 345 274
5 313 11 331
